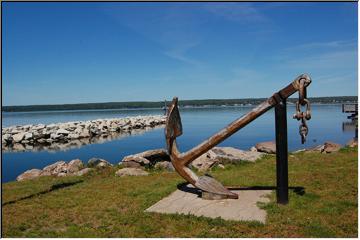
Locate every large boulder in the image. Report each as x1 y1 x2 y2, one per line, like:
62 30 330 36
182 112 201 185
16 169 42 181
2 134 13 144
212 147 264 163
191 147 264 172
73 168 93 176
56 129 70 135
121 149 169 167
12 132 26 143
88 158 112 168
32 124 45 130
68 133 79 140
67 159 83 173
42 161 66 175
115 168 149 177
321 141 342 153
24 132 33 140
154 161 175 171
121 161 143 169
191 150 219 172
255 141 276 154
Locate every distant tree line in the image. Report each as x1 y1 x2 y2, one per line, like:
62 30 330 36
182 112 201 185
2 96 357 112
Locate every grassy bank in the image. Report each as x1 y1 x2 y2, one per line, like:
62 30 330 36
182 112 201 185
2 148 358 237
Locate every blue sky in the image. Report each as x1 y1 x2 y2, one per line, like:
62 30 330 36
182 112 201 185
2 2 358 105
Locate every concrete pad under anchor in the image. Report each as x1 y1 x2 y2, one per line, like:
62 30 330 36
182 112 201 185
145 184 271 223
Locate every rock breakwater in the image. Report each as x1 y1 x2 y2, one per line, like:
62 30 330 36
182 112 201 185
2 115 166 152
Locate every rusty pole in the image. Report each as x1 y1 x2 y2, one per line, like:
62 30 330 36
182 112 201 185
275 98 289 204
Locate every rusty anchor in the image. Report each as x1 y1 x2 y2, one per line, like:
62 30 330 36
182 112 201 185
165 74 312 200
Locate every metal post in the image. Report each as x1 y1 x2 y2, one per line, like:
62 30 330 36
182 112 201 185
275 99 289 204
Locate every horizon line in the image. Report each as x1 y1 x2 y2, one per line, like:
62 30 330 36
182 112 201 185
2 95 358 108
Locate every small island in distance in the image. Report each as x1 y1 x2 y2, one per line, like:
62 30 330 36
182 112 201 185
2 96 357 112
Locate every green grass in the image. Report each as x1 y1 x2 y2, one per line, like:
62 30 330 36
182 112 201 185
2 148 358 237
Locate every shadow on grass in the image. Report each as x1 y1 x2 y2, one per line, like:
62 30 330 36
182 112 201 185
2 180 83 206
177 182 305 197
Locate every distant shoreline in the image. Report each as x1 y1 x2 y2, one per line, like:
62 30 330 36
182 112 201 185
2 96 357 112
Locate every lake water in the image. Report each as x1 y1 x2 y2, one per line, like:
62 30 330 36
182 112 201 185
2 104 356 182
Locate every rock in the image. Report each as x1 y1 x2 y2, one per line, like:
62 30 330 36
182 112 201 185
321 141 342 153
191 151 219 172
115 168 149 177
16 169 42 181
218 164 225 169
57 172 67 177
56 129 70 135
306 144 325 152
346 138 358 148
24 132 33 140
73 168 93 176
191 147 264 172
32 124 46 130
121 149 169 167
2 133 13 143
90 128 101 136
88 158 112 168
12 132 26 143
120 161 143 169
67 159 83 173
154 161 175 171
50 133 61 139
68 133 79 139
42 161 67 175
250 146 258 152
212 147 264 163
255 141 276 154
32 131 44 139
79 130 90 138
11 129 22 134
46 123 57 129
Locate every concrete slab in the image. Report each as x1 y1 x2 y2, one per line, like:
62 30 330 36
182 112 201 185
145 184 271 223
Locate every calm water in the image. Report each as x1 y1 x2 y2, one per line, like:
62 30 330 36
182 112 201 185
2 104 356 182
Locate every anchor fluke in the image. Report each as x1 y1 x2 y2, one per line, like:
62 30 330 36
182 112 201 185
165 97 183 141
195 175 238 200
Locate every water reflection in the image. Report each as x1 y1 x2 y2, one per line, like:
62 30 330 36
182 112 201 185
342 120 358 140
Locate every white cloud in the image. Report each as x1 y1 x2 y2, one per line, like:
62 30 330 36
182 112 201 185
282 39 356 52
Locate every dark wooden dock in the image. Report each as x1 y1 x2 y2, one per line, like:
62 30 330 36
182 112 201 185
342 103 358 120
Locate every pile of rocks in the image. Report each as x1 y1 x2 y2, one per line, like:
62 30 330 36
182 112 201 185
118 146 265 174
15 138 357 182
2 115 166 152
251 140 355 154
16 157 112 181
116 149 174 177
